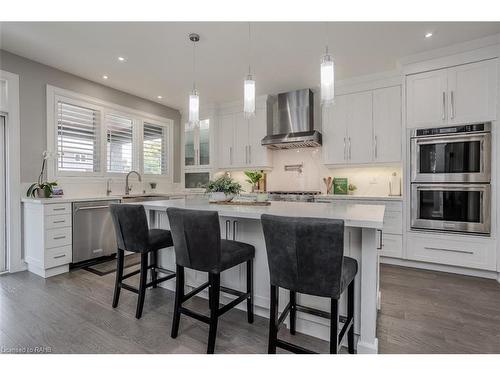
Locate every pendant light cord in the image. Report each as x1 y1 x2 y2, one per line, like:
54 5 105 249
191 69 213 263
248 22 252 75
192 39 196 91
325 22 329 54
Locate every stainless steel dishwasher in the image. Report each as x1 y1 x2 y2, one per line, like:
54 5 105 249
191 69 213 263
72 200 120 264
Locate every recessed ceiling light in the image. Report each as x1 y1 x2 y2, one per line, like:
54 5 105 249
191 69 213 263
117 56 126 62
157 95 163 99
425 32 433 38
102 75 109 80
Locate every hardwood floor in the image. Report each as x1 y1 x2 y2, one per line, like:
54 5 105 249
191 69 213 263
1 263 500 354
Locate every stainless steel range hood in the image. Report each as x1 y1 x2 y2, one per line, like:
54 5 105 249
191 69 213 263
261 89 321 149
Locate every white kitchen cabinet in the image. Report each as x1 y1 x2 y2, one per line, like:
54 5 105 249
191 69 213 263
406 69 448 128
373 86 402 163
233 113 248 167
216 102 272 170
323 86 401 165
406 232 496 271
447 59 498 124
23 201 73 278
322 96 348 165
406 59 497 128
217 114 235 169
347 91 373 164
247 108 270 168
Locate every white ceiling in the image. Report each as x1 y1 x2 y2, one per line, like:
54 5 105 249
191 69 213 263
1 22 500 111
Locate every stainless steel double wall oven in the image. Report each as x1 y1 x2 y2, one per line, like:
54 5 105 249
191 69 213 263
410 123 491 235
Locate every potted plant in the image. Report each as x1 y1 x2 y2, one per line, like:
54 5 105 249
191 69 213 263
244 170 263 193
205 175 242 202
27 151 58 198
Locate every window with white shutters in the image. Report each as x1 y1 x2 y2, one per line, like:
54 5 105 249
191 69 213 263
57 101 100 172
143 122 167 175
106 114 134 173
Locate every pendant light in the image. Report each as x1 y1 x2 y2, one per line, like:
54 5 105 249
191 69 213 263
320 24 335 106
188 33 200 125
244 23 255 118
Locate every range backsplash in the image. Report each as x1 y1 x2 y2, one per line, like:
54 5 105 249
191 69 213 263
225 148 402 196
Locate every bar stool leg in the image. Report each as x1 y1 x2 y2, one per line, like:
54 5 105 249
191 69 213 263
135 253 149 319
268 285 279 354
112 249 124 308
330 298 339 354
347 279 355 354
150 249 158 288
171 265 184 338
246 259 254 324
289 290 296 335
207 273 220 354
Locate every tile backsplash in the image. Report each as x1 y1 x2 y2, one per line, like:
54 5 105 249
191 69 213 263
226 148 402 196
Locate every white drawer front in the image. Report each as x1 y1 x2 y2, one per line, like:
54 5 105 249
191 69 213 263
383 210 402 235
407 235 496 271
45 227 72 248
45 214 72 229
380 234 402 258
44 203 72 216
45 245 72 268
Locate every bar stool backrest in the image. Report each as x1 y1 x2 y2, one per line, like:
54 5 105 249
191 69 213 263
109 204 149 253
261 214 345 298
167 207 221 272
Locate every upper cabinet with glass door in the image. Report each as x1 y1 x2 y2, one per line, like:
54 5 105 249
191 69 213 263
185 119 211 169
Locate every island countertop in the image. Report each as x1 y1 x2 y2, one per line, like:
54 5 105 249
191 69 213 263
141 198 385 229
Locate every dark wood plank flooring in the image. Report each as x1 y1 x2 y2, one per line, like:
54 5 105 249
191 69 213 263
1 263 500 354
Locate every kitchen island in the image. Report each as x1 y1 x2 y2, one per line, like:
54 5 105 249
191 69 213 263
141 198 385 354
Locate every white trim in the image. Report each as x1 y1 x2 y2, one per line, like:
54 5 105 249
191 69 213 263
46 85 174 183
398 33 500 69
380 256 499 281
0 70 24 273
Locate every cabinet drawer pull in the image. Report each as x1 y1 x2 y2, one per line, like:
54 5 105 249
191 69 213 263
53 254 66 259
53 235 66 240
53 220 66 224
424 246 473 255
53 207 66 211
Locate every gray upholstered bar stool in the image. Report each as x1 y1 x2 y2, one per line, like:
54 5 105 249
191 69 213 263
261 214 358 354
166 207 255 354
109 204 176 319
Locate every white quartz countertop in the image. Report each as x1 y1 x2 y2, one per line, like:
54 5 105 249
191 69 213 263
315 194 403 202
21 192 201 204
141 198 385 229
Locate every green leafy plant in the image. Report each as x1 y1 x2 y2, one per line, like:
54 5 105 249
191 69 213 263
27 181 58 198
205 175 242 195
244 170 263 186
26 151 58 198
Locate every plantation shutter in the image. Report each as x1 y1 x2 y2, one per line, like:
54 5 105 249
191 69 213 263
57 101 100 172
143 122 167 175
106 113 134 173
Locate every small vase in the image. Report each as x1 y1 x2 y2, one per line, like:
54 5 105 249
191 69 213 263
209 192 234 202
35 188 50 198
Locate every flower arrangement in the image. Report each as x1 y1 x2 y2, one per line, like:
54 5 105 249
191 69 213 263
26 151 58 198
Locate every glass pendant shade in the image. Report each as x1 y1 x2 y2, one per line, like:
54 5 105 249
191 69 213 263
320 53 335 105
244 75 255 118
188 90 199 125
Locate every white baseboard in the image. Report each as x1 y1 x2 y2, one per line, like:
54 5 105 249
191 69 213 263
380 256 499 280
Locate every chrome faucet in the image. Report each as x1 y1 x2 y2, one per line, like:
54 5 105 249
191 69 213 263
125 171 142 195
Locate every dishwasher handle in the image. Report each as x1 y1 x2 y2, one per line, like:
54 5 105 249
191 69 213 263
74 205 111 212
